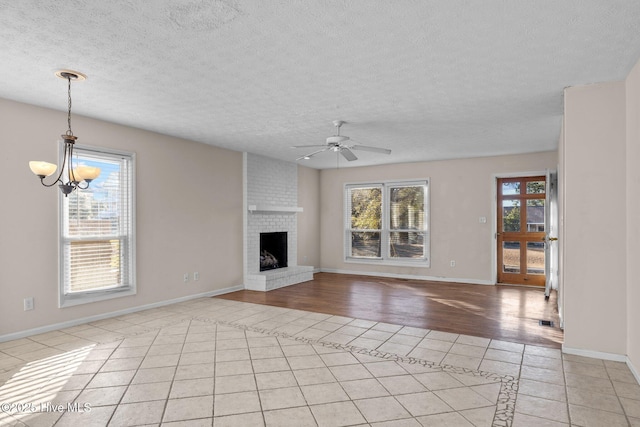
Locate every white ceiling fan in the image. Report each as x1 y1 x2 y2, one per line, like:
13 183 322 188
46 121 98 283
293 120 392 162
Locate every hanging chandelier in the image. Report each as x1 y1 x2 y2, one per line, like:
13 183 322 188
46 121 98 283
29 70 100 196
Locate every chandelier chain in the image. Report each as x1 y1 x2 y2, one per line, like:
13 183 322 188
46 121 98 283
66 76 73 137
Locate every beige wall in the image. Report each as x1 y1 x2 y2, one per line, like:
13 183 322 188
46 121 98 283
297 166 321 268
319 152 557 282
0 98 243 337
562 81 627 355
626 60 640 371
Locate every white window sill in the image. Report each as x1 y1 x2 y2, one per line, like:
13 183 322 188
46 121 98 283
60 287 136 308
345 257 431 268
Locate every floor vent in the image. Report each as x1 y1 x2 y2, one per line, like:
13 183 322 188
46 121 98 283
539 320 554 327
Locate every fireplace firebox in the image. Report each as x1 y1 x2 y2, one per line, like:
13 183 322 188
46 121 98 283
260 232 288 271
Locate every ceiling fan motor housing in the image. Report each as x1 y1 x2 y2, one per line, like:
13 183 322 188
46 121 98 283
326 135 350 144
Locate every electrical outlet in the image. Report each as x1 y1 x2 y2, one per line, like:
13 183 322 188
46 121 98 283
193 272 199 281
183 273 189 283
24 297 34 311
450 260 456 267
479 216 487 223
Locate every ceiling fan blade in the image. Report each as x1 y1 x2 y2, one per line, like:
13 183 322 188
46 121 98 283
291 144 329 149
340 148 358 161
350 145 392 154
296 147 329 161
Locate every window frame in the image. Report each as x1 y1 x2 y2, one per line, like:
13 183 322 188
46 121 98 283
344 179 430 267
58 143 136 308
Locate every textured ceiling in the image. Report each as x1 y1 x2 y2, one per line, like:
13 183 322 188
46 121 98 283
2 1 640 169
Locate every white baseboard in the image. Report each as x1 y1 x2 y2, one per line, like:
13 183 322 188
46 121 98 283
0 285 244 343
320 268 494 286
562 345 627 363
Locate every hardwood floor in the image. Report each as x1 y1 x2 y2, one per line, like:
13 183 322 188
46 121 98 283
215 272 563 349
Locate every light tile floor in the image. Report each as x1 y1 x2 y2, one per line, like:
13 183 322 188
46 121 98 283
0 298 638 426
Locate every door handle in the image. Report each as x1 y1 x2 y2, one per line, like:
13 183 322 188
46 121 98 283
541 236 558 241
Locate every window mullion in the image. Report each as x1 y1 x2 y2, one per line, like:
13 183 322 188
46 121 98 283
381 184 389 260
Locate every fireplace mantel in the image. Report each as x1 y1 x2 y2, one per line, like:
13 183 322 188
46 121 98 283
248 205 303 213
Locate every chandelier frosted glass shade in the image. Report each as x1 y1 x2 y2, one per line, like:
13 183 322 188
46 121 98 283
72 165 101 182
29 161 58 178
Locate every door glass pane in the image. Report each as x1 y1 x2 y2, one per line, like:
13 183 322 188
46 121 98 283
502 182 520 195
502 200 520 232
526 181 545 194
527 242 545 275
389 186 424 230
351 232 381 257
389 232 424 258
502 241 520 273
526 200 545 232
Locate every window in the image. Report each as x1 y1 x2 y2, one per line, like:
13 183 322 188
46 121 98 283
345 180 429 266
59 145 135 307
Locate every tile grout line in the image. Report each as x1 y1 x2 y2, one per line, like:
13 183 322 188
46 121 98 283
162 319 191 424
562 353 573 426
605 362 633 424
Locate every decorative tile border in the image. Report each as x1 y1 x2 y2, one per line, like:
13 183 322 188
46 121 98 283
194 314 518 427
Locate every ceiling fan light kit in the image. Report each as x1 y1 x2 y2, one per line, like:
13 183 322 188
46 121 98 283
293 120 391 162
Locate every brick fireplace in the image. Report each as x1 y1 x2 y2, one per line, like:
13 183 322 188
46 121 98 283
243 153 313 291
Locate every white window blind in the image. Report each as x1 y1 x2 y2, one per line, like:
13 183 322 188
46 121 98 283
60 145 135 307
